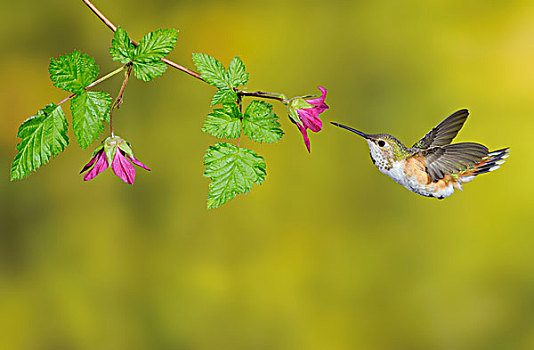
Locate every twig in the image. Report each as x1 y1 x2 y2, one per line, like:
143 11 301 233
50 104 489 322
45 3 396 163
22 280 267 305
81 0 203 82
81 0 291 104
237 90 287 103
109 65 133 136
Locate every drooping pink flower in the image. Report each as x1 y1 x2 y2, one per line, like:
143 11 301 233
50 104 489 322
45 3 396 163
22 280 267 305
110 147 150 184
81 147 108 181
81 136 150 184
288 86 329 152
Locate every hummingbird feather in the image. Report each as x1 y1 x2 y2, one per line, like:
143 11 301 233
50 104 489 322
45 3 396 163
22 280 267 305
422 142 488 182
412 109 469 149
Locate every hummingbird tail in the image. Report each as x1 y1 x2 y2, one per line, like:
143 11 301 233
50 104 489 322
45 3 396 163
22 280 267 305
473 148 510 175
459 147 510 182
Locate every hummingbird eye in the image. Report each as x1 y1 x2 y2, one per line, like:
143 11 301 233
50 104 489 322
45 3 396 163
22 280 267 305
377 140 386 147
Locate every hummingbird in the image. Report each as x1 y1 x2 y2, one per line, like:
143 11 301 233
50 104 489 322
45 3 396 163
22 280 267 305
331 109 509 199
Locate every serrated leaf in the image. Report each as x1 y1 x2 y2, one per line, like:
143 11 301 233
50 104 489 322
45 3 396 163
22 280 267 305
192 53 227 88
203 143 266 209
109 27 136 63
134 28 179 62
10 104 69 180
129 28 178 81
71 91 113 149
132 60 167 81
202 103 242 139
225 56 249 88
210 87 238 106
242 101 284 143
49 50 99 93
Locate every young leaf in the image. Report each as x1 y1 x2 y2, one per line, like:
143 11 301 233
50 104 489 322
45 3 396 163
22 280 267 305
242 101 283 143
225 56 249 88
71 91 113 149
49 50 99 93
192 53 227 88
210 87 238 106
131 28 179 81
109 26 136 63
204 143 266 209
134 28 179 62
132 60 167 81
10 104 69 180
202 103 242 139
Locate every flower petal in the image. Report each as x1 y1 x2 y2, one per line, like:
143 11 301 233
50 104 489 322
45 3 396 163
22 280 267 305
83 151 109 181
111 150 136 184
297 108 323 132
304 86 328 108
297 123 311 153
126 155 151 171
80 150 100 174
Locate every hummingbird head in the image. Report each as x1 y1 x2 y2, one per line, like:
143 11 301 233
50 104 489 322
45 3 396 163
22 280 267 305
331 122 408 170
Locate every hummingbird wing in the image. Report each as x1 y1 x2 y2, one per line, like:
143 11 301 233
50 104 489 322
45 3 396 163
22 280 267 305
412 109 469 149
421 142 488 182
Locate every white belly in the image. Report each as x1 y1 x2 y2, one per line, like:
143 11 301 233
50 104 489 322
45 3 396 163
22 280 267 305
378 161 455 199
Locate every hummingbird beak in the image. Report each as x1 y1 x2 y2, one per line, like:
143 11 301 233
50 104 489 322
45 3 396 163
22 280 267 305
330 122 370 139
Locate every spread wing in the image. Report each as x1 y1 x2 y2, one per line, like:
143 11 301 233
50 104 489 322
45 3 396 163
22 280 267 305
422 142 488 182
412 109 469 149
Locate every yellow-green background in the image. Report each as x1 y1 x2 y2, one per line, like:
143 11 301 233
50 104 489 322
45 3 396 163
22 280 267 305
1 0 533 349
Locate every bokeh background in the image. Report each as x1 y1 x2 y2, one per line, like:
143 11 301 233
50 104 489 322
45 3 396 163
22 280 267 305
1 0 533 349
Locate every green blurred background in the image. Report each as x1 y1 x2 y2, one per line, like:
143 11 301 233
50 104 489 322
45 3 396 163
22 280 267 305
1 0 533 349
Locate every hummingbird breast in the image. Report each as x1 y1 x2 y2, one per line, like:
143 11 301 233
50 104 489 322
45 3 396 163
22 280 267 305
376 156 456 199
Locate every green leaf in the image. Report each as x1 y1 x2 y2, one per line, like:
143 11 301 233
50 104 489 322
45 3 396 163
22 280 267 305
131 28 178 81
10 104 69 180
242 101 283 143
134 28 179 62
132 60 167 81
49 50 99 93
109 27 136 63
192 53 227 88
204 143 266 209
202 103 242 139
210 87 238 106
225 56 249 88
71 91 113 149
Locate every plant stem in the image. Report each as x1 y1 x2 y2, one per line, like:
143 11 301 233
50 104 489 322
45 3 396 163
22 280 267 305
81 0 202 81
57 93 76 106
237 95 243 147
81 0 290 104
109 65 132 137
57 65 126 106
237 90 288 103
87 65 125 89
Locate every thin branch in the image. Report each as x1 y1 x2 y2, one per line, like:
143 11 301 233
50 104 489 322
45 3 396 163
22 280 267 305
57 93 76 106
161 58 202 80
81 0 203 81
237 95 243 147
81 0 291 105
87 65 125 89
81 0 117 32
109 65 133 136
237 90 288 103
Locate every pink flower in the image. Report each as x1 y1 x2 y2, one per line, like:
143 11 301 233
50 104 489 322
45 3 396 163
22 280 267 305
80 148 108 181
81 136 150 184
288 86 329 152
